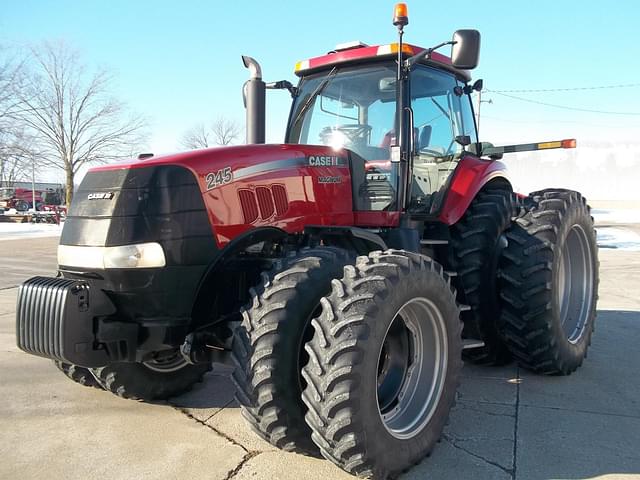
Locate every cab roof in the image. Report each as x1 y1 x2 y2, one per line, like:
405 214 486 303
294 43 471 82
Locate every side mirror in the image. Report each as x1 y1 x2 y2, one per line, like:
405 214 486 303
468 142 501 159
480 141 502 160
451 29 481 70
455 135 471 147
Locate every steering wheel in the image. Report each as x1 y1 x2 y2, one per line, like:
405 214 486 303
320 124 372 145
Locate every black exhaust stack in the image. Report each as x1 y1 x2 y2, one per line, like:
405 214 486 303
242 56 266 144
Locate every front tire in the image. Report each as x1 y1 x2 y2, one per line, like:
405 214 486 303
231 247 352 454
91 351 211 401
499 189 598 375
15 200 29 212
302 250 462 478
53 361 103 389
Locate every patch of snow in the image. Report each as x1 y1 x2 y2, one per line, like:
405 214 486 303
597 227 640 251
0 222 63 241
592 209 640 225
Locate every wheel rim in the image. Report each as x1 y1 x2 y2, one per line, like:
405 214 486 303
143 351 189 372
376 297 448 440
557 224 594 344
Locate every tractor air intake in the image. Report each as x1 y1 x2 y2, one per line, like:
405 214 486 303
242 56 266 144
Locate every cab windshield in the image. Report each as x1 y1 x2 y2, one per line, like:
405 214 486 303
287 63 398 161
287 63 399 211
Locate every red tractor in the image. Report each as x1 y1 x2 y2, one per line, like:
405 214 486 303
0 187 41 212
0 186 63 213
16 4 598 478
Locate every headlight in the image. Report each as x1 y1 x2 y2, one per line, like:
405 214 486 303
58 243 166 269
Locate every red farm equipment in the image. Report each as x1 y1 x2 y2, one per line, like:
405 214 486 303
15 4 597 478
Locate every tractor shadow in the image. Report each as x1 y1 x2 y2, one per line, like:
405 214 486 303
169 363 238 410
408 309 640 480
169 311 640 480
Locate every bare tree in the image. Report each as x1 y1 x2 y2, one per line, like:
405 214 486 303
211 117 242 146
15 41 147 205
0 46 26 122
0 128 34 186
180 122 212 150
180 117 242 150
0 46 31 187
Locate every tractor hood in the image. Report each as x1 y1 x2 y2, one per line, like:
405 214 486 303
84 143 355 247
89 143 348 192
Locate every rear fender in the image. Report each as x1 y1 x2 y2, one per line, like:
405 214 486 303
438 156 512 225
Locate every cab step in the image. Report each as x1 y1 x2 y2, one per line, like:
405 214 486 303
420 239 449 245
462 339 485 350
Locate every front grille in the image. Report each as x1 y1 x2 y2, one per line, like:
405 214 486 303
16 277 83 360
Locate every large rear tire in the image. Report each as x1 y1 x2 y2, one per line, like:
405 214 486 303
231 247 352 454
499 189 598 375
449 188 517 365
53 360 103 389
91 351 211 401
302 250 462 478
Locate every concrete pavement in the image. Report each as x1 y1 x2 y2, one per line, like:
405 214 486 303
1 238 639 479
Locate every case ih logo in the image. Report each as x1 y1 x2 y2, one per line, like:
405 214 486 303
87 192 114 200
307 155 346 167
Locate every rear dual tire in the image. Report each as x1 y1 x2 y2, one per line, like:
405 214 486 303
449 188 517 365
499 189 598 374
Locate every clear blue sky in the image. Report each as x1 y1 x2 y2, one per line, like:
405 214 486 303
3 0 640 155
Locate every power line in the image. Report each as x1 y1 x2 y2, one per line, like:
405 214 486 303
490 83 640 93
480 114 640 129
485 90 640 116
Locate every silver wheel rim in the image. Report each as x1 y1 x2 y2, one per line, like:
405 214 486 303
557 224 594 344
376 297 448 440
143 351 189 373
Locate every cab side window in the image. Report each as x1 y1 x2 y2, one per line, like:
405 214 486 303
409 67 465 210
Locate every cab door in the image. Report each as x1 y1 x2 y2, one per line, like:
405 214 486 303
409 66 478 215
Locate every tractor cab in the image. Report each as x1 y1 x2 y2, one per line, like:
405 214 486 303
286 44 479 214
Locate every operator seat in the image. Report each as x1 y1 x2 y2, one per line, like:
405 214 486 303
418 126 432 151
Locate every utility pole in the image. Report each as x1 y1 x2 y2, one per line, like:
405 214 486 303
476 91 493 137
477 90 482 134
31 157 36 213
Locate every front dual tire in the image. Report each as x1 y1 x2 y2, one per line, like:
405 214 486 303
233 248 462 478
302 250 462 478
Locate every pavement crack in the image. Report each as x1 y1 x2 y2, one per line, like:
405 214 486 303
457 401 516 418
172 405 250 453
443 434 513 476
223 451 261 480
518 402 640 421
202 398 236 423
512 365 521 480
